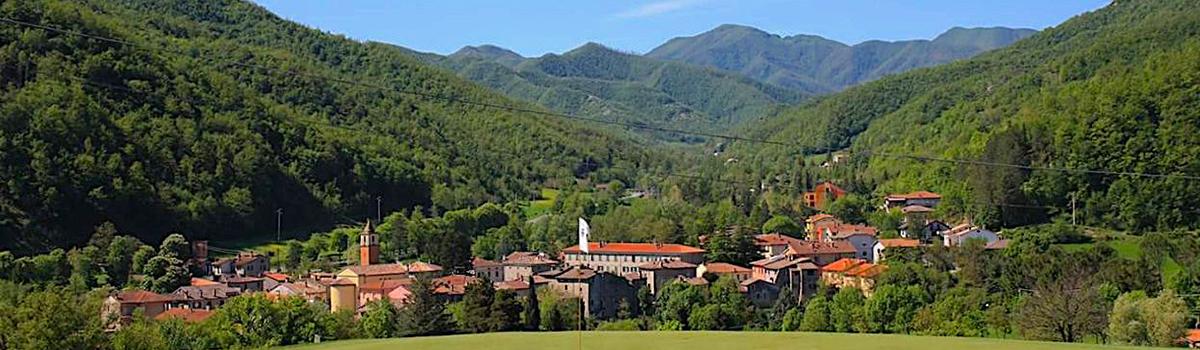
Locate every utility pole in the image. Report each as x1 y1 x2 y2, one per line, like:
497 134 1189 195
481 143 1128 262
276 208 284 241
376 196 382 222
1070 193 1077 226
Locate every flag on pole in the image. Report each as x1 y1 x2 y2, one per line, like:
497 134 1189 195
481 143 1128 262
578 217 590 254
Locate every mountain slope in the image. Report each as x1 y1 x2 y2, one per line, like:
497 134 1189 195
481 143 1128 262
647 25 1037 92
0 0 654 253
426 42 810 141
733 0 1200 231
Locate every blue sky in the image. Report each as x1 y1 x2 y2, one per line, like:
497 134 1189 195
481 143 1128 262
252 0 1109 57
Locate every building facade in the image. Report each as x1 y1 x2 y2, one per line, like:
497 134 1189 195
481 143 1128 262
561 242 705 275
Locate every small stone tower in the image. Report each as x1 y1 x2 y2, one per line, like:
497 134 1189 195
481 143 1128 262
359 219 379 266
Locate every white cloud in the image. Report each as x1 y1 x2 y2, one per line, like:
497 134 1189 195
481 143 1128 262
616 0 703 19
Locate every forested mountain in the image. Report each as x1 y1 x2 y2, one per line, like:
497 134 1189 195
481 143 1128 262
0 0 659 254
422 42 808 140
730 0 1200 231
647 25 1037 93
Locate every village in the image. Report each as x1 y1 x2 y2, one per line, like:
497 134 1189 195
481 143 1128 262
103 183 1011 330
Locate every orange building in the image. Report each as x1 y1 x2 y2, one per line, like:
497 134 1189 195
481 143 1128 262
803 181 847 209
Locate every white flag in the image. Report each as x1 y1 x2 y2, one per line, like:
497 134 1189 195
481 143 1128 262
578 217 590 254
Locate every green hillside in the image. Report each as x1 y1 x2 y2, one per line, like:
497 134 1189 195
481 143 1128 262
0 0 657 253
646 25 1036 92
280 332 1156 350
424 42 808 141
732 0 1200 231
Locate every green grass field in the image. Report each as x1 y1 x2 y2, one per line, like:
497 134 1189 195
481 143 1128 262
522 188 562 219
1057 236 1182 282
279 332 1158 350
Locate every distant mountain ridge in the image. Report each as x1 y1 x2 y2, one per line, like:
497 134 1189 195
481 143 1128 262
646 25 1037 92
422 42 808 141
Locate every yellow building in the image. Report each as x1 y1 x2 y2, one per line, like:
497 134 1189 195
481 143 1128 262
328 278 357 313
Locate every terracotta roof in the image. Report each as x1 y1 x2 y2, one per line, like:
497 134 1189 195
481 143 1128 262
638 260 697 270
1183 329 1200 344
750 255 807 270
561 243 704 255
754 233 804 247
502 251 559 266
821 258 867 273
538 268 565 278
270 281 326 295
794 260 820 270
806 214 836 223
433 275 477 296
224 276 264 284
679 276 709 286
406 261 444 273
494 280 530 291
623 272 645 281
263 273 290 282
341 261 443 276
824 224 878 239
846 263 887 278
113 290 174 304
472 257 501 268
360 279 413 293
172 285 241 301
190 277 220 286
888 191 942 200
878 238 921 248
155 308 214 323
901 205 934 213
554 266 598 280
739 277 770 287
330 278 356 286
702 262 751 274
985 239 1010 250
786 240 857 256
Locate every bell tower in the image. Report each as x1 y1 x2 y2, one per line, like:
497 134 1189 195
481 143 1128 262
359 219 379 266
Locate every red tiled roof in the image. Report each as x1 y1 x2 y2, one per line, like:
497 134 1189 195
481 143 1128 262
360 279 413 293
878 238 921 248
846 263 887 278
554 266 598 280
502 251 559 266
888 191 942 200
433 275 477 296
824 224 878 239
623 272 645 281
494 280 530 291
330 278 356 286
638 260 697 270
155 308 214 323
901 205 934 213
342 261 443 276
679 276 709 286
1183 329 1200 344
739 277 770 287
406 261 444 273
190 277 220 286
821 258 867 273
703 262 751 274
786 240 857 256
806 214 836 223
985 239 1010 250
754 233 804 247
114 290 174 304
224 276 264 284
263 273 290 282
750 255 808 270
561 242 704 255
472 257 501 268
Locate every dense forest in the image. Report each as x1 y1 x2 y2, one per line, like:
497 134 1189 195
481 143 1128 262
729 0 1200 231
647 24 1036 92
419 42 806 142
0 0 666 254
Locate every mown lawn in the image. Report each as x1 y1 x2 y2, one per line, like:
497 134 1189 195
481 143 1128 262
279 331 1158 350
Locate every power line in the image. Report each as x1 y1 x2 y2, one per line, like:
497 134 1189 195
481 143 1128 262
4 16 1199 181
